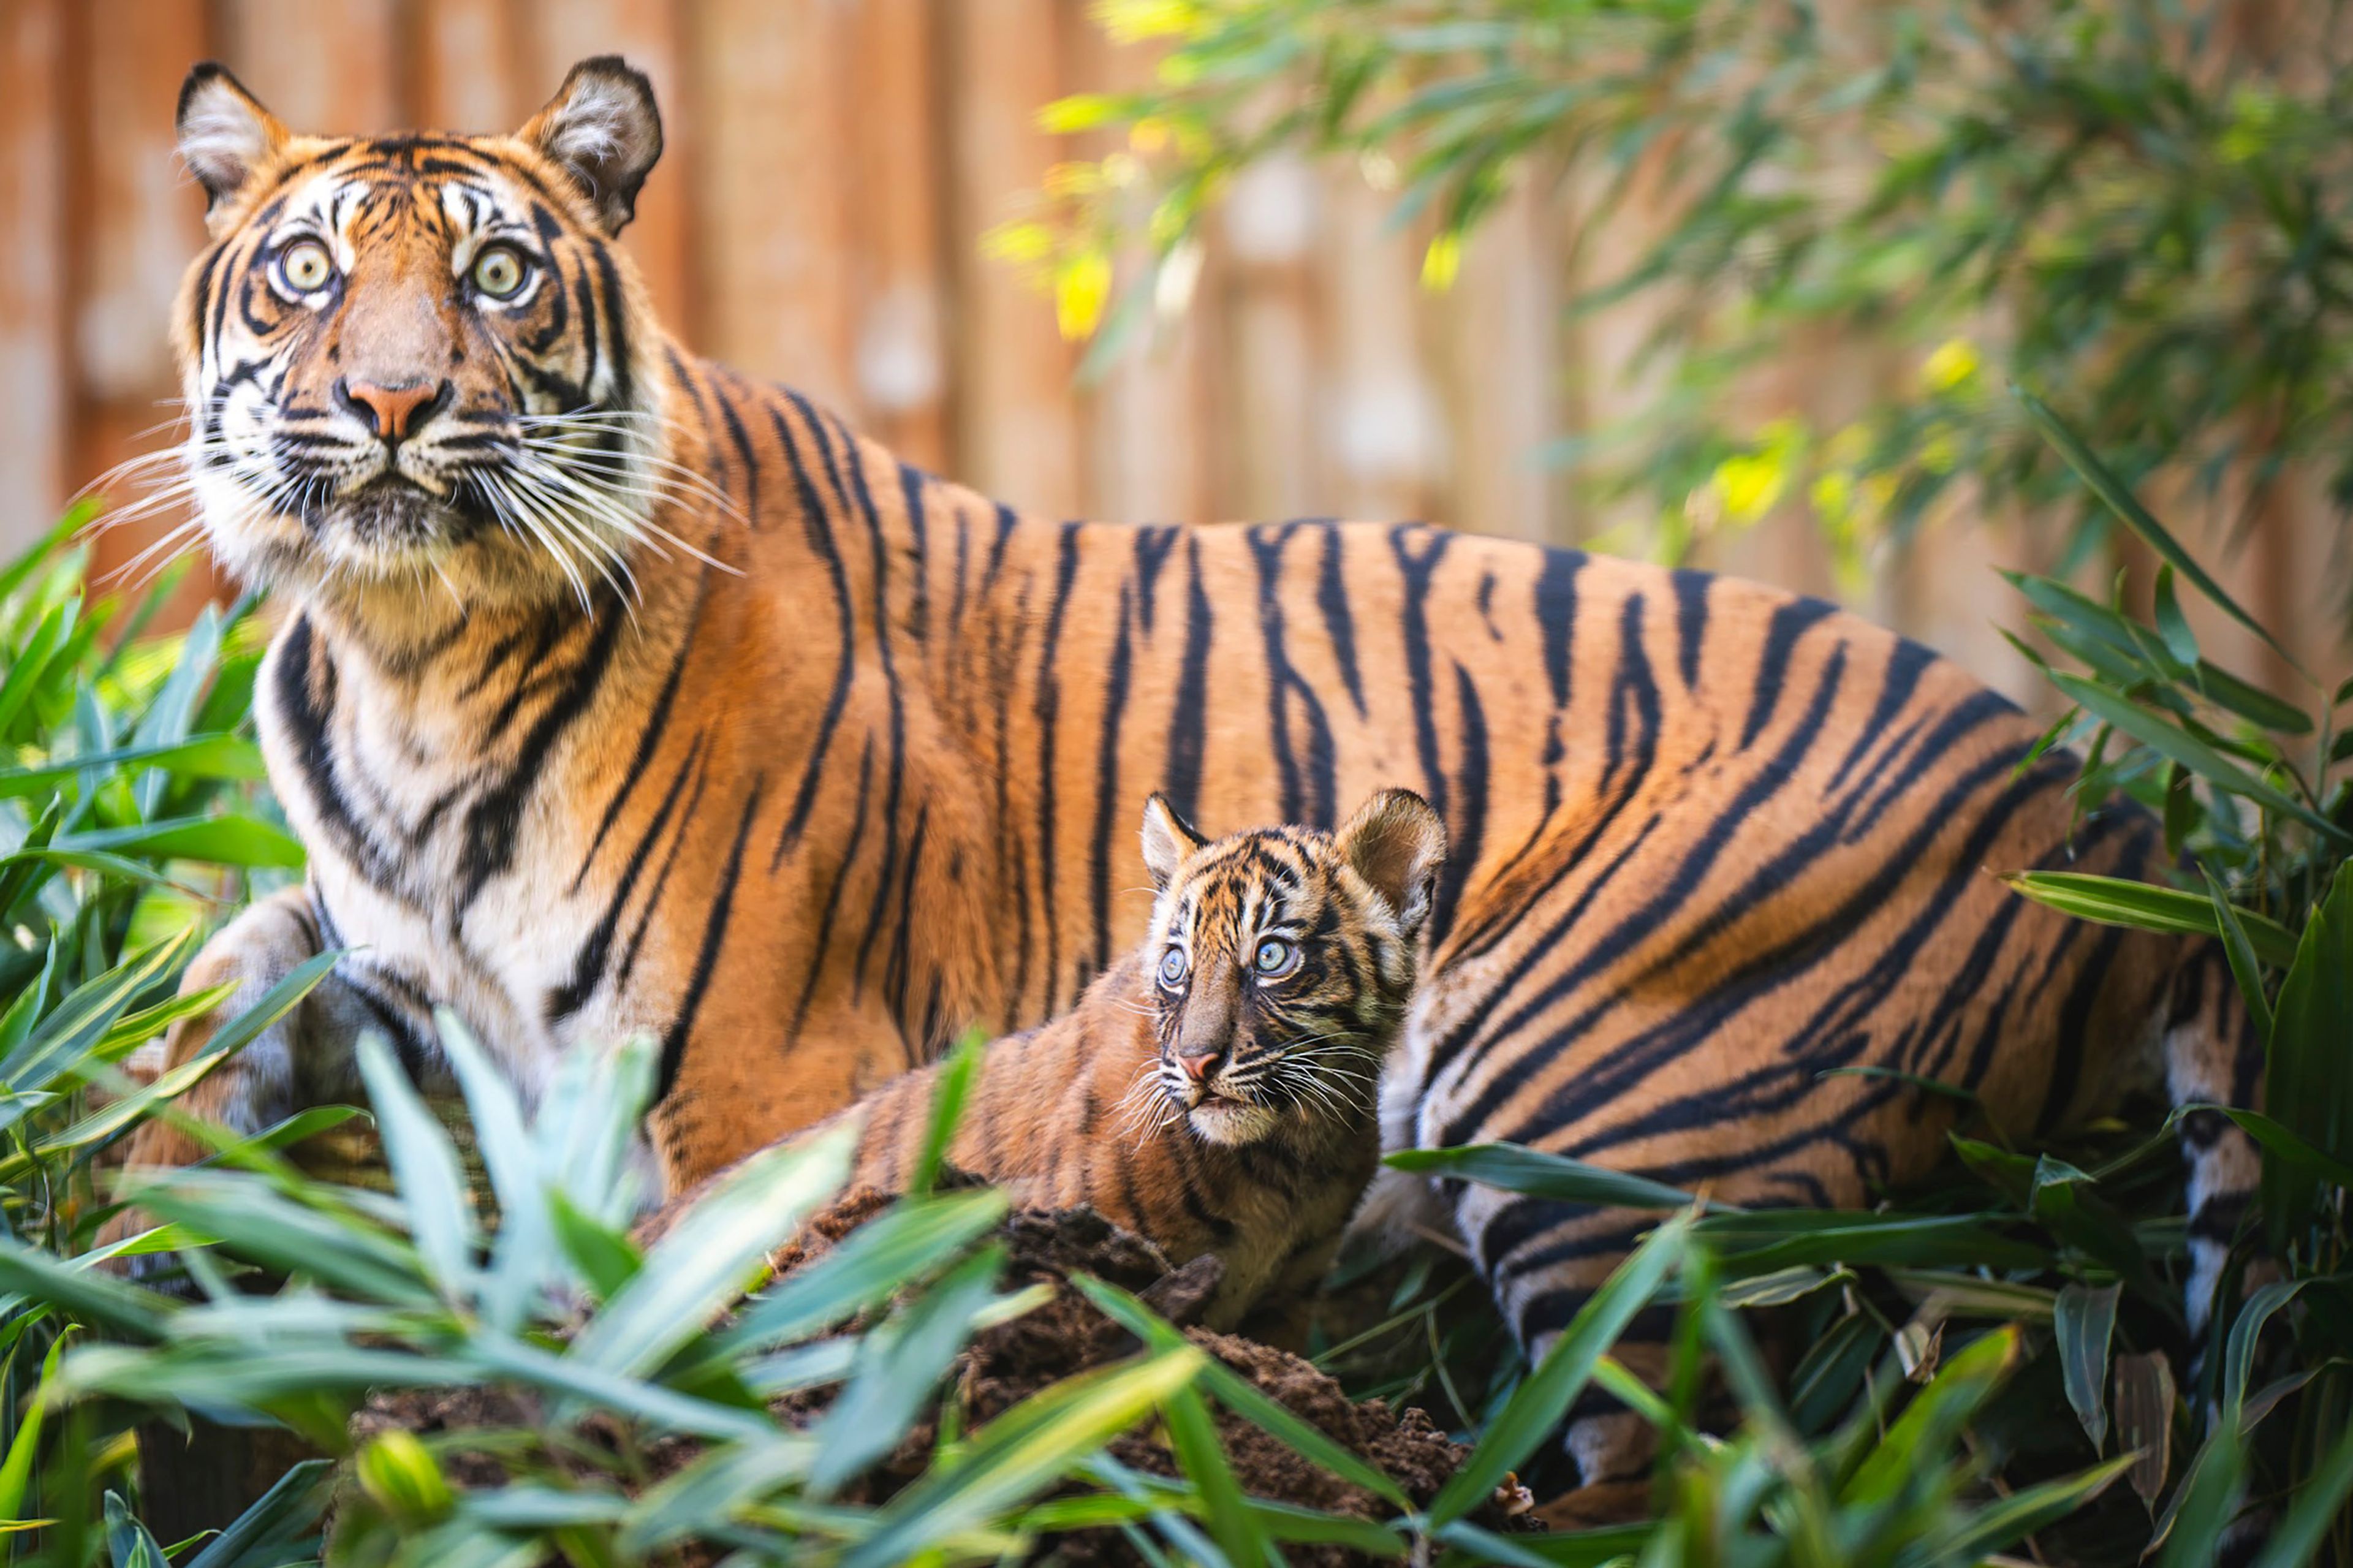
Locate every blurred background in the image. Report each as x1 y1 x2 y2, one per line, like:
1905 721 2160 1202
0 1 2344 704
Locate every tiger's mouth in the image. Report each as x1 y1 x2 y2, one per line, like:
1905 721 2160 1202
295 474 496 556
1184 1093 1278 1146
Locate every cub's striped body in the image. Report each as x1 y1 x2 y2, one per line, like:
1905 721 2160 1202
651 790 1447 1331
123 58 2260 1485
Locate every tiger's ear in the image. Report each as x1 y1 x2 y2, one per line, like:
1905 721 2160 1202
1337 789 1448 939
1140 794 1208 890
176 63 287 229
521 56 664 237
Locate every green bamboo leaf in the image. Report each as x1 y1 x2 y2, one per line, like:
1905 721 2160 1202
2248 1415 2353 1568
1385 1142 1727 1213
1164 1382 1277 1568
809 1244 1007 1495
2046 673 2345 842
840 1347 1204 1568
0 928 197 1094
433 1010 551 1333
184 1456 332 1568
2262 863 2353 1243
2203 869 2275 1039
2154 1427 2247 1567
1072 1273 1411 1509
0 735 267 800
911 1026 987 1196
2219 1279 2306 1426
721 1187 1011 1354
1844 1326 2020 1502
104 1491 170 1568
354 1033 478 1293
2055 1279 2121 1453
2015 389 2301 677
1926 1453 2137 1563
567 1121 854 1378
615 1437 817 1556
0 1327 66 1521
1430 1211 1691 1525
2151 565 2198 668
60 814 306 870
2001 871 2300 966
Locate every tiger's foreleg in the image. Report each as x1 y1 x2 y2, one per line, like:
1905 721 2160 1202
103 885 449 1252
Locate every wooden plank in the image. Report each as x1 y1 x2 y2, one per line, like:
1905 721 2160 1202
67 1 210 593
1214 152 1321 520
0 0 67 550
412 0 529 132
849 0 950 468
685 0 854 400
944 0 1082 517
526 0 692 338
1317 173 1438 522
1071 8 1208 525
217 1 400 133
1437 178 1558 543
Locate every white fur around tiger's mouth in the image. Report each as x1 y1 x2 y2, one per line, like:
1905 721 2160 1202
1186 1095 1277 1145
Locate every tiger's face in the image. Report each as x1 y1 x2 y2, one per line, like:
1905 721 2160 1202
167 58 671 616
1140 790 1447 1146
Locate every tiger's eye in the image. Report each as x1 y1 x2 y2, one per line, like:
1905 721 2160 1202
278 239 335 294
1254 937 1296 976
1158 947 1189 988
471 244 529 300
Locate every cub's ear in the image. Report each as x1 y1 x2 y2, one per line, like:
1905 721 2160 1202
177 62 287 228
1337 789 1448 938
1140 794 1208 890
520 56 663 236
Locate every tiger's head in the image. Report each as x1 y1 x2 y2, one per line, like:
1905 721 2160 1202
1139 790 1447 1147
167 57 676 622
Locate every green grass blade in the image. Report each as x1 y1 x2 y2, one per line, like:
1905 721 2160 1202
1163 1382 1278 1568
567 1121 854 1379
2016 388 2302 678
809 1243 1007 1495
2055 1280 2120 1453
839 1346 1203 1568
2248 1414 2353 1568
910 1028 987 1195
1072 1273 1412 1507
2002 870 2301 966
354 1034 478 1295
721 1186 1010 1354
1430 1211 1691 1525
1385 1143 1724 1213
2047 674 2344 841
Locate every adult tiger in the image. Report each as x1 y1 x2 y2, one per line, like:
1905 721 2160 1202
121 57 2259 1488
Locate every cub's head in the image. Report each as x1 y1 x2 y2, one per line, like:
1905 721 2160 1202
168 58 675 615
1139 790 1447 1147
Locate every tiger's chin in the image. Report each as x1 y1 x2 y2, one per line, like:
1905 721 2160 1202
1186 1097 1279 1146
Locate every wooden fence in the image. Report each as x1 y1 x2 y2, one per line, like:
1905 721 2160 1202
0 1 2340 700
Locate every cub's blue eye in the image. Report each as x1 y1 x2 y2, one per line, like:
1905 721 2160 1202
1254 937 1297 976
1158 948 1188 987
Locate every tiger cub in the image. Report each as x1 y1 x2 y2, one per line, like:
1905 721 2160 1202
691 789 1445 1331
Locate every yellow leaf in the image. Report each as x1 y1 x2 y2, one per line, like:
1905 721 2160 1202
1055 251 1114 340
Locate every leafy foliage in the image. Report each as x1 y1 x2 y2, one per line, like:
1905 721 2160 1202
1023 0 2353 570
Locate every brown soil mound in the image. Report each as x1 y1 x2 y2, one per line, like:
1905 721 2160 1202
353 1193 1529 1564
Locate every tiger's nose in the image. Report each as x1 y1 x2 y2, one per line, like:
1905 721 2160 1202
1177 1051 1221 1085
335 377 450 444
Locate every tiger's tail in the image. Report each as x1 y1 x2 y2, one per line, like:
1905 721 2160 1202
2162 939 2268 1344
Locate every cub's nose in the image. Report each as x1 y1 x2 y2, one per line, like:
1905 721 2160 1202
1176 1051 1220 1085
335 377 451 444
